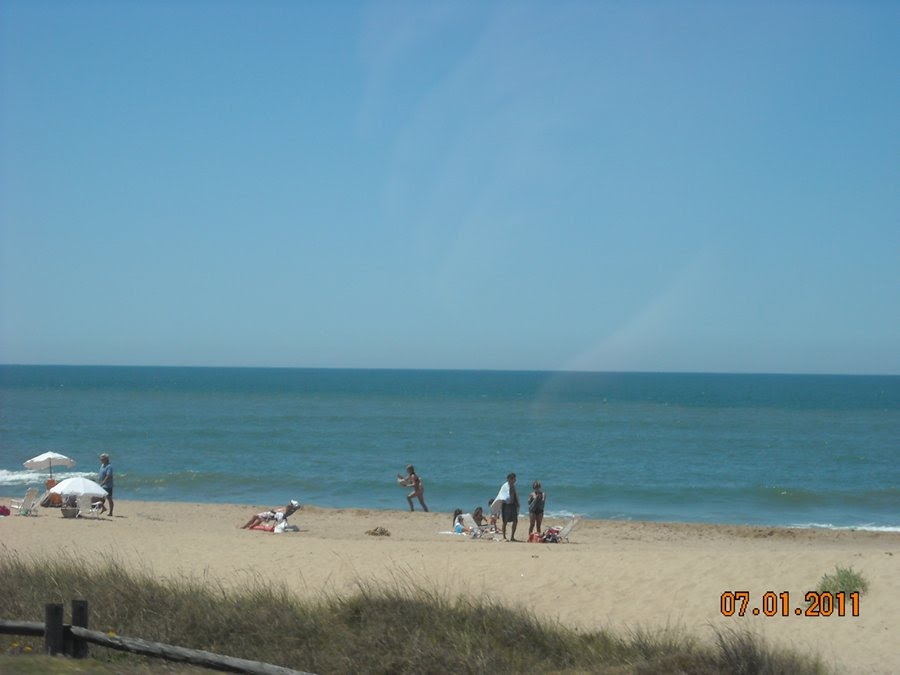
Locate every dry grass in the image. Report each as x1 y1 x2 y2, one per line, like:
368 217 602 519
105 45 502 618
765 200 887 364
0 552 829 674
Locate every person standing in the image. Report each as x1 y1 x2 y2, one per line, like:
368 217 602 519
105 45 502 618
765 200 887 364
98 452 114 517
397 464 429 512
528 480 546 536
500 472 519 541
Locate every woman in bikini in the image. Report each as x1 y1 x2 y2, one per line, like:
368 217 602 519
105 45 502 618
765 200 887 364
397 464 429 512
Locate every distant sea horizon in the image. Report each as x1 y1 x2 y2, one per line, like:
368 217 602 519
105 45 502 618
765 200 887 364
2 365 897 531
2 362 898 376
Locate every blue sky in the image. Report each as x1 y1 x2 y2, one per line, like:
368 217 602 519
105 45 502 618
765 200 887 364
1 1 897 374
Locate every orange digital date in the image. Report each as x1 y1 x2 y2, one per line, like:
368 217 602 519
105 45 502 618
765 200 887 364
720 591 860 617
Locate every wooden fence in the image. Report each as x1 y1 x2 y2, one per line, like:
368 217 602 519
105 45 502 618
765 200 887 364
0 600 313 675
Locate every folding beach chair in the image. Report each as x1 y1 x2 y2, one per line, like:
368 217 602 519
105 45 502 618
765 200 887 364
558 517 578 542
11 488 39 516
76 496 102 519
542 517 579 543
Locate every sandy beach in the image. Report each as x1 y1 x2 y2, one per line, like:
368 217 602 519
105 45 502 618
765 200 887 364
2 499 898 673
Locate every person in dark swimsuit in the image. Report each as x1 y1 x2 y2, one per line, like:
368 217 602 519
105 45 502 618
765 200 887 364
528 480 546 536
397 464 429 512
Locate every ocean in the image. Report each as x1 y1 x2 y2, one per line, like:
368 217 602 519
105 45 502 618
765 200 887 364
1 365 897 531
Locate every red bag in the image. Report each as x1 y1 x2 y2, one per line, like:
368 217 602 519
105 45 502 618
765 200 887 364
527 532 542 543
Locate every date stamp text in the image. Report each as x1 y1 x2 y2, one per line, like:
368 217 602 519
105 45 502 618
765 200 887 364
720 591 860 617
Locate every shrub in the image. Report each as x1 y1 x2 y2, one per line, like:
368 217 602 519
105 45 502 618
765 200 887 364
815 566 869 595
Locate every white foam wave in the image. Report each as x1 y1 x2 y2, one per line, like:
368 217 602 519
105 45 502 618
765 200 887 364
0 469 95 486
544 509 584 520
789 522 900 533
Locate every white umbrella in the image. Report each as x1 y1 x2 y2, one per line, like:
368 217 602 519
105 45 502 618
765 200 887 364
23 451 76 478
49 476 107 498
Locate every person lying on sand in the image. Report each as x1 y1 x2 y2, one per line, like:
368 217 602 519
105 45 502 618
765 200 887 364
240 500 301 529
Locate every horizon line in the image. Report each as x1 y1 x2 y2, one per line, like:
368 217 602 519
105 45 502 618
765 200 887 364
1 363 897 378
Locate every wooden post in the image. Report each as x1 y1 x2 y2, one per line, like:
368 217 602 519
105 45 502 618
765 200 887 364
71 599 89 658
44 603 64 656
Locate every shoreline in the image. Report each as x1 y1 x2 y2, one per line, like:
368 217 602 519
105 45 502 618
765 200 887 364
3 499 899 673
3 482 897 533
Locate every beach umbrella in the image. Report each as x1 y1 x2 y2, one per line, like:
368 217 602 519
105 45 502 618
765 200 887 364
23 451 76 478
49 476 107 498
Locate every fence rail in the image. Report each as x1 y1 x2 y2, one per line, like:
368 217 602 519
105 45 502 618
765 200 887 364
1 601 312 675
0 620 43 636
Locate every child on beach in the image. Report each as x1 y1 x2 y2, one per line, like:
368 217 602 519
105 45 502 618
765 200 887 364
488 498 501 531
452 508 465 533
528 480 546 536
397 464 429 512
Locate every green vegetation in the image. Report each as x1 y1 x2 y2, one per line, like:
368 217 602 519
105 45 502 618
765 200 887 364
0 654 212 674
1 553 828 674
815 565 870 596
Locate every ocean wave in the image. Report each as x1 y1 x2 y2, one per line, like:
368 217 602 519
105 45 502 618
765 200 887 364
543 509 583 520
0 469 97 486
789 522 900 533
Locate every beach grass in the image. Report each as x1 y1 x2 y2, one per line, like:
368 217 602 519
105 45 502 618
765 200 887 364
0 552 828 674
815 565 869 596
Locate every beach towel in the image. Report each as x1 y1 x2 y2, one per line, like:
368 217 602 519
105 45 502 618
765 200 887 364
250 519 297 533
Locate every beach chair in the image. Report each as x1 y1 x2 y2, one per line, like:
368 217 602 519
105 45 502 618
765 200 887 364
542 517 579 543
76 496 102 519
39 484 63 508
11 488 39 516
558 517 578 542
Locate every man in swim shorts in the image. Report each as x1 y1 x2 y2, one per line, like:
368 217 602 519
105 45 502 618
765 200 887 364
500 472 519 541
98 453 114 516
